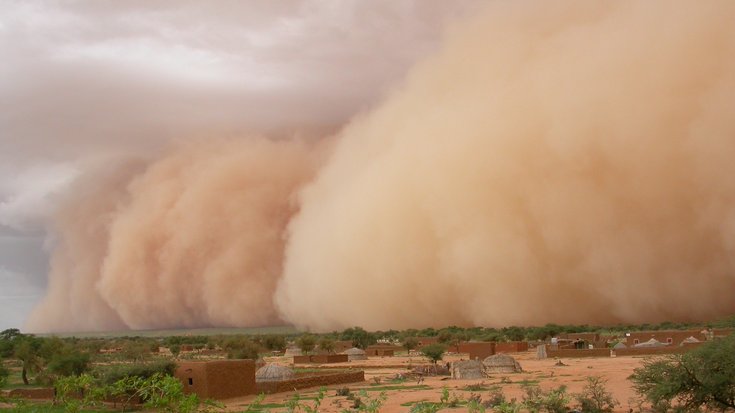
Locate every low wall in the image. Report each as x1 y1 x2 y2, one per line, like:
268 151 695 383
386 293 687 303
457 342 496 360
495 342 529 353
293 354 349 364
548 348 611 358
256 371 365 394
615 343 704 357
4 388 55 400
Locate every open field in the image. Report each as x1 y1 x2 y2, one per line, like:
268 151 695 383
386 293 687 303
221 351 647 413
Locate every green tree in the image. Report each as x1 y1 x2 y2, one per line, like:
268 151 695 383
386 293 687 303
340 327 376 350
421 343 447 365
630 334 735 411
14 336 43 385
403 337 419 352
296 335 316 355
261 335 287 352
318 337 335 354
47 351 91 377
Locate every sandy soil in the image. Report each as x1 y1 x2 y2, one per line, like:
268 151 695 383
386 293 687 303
225 351 649 413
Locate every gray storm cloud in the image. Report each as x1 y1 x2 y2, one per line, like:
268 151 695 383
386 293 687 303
25 0 735 332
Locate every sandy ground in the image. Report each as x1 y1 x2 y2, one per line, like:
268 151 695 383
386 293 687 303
224 351 648 413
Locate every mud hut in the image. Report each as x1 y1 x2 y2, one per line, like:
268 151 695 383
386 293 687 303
482 354 522 374
450 360 485 379
255 364 294 382
342 347 367 361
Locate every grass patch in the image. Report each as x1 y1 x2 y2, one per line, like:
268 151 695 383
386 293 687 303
515 379 540 386
0 403 111 413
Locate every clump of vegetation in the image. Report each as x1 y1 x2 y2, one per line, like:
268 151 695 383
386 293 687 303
521 384 569 413
343 389 387 413
336 387 352 397
420 344 447 366
574 376 618 413
93 360 177 385
485 385 507 408
463 381 488 392
630 334 735 412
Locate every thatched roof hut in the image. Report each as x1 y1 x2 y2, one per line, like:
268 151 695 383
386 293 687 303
255 364 294 382
612 342 627 349
450 360 485 379
482 354 522 374
342 347 367 361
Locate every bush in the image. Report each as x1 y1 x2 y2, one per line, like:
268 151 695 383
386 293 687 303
0 360 9 388
575 376 617 413
630 334 735 412
522 384 569 413
94 360 177 385
47 352 91 377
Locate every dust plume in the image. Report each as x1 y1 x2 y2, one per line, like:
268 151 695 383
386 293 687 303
28 139 319 332
275 1 735 331
28 1 735 332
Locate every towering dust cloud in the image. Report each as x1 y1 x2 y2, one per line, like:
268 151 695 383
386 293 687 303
29 1 735 332
28 140 319 332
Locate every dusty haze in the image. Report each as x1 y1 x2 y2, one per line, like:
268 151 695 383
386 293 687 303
29 1 735 332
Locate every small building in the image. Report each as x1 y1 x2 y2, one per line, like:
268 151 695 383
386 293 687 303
175 360 255 400
457 342 496 360
365 344 399 357
451 360 484 379
483 354 522 374
256 364 294 382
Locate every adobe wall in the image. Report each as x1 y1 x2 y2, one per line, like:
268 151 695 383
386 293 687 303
614 342 704 357
457 342 495 360
548 348 611 358
176 359 256 400
495 341 529 353
293 354 349 364
365 345 398 357
625 330 705 347
255 371 365 394
333 341 354 353
559 333 601 342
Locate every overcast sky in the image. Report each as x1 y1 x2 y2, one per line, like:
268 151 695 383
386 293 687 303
0 0 482 330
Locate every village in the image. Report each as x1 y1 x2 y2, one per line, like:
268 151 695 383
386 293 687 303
1 323 733 413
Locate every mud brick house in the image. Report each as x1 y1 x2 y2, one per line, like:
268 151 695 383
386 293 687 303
365 344 400 356
175 360 255 400
495 341 529 353
456 342 495 360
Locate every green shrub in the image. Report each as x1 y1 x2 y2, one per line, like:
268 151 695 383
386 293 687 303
94 360 177 385
575 377 617 413
630 334 735 412
47 352 90 377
